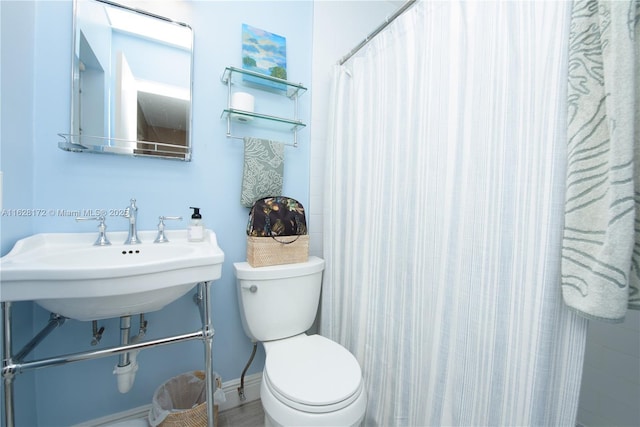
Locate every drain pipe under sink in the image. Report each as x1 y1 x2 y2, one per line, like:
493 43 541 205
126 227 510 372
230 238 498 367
113 314 146 393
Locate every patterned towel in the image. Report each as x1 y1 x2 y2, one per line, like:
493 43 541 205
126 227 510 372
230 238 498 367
561 0 639 322
241 137 284 208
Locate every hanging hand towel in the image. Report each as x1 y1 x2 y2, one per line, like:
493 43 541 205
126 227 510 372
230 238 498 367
241 137 285 208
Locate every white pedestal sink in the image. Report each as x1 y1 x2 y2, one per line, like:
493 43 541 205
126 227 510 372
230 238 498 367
0 229 224 320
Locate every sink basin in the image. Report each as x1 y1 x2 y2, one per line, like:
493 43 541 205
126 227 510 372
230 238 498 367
0 229 224 321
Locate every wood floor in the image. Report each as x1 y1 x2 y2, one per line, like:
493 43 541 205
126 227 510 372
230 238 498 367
99 399 264 427
218 399 265 427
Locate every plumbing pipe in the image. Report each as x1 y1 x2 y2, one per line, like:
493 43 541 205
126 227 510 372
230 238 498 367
91 321 105 346
128 330 144 367
113 317 146 393
138 313 147 334
238 342 257 401
118 315 132 367
113 360 138 393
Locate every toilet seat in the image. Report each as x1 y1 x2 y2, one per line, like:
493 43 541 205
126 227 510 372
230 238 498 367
264 335 363 414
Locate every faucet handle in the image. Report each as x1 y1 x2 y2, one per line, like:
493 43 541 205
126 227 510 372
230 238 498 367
76 215 111 246
154 216 183 243
76 215 103 221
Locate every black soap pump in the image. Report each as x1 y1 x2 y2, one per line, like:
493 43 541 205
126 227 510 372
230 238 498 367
188 207 204 242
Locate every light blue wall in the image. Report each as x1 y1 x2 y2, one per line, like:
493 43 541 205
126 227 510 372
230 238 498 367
1 1 313 425
0 2 38 426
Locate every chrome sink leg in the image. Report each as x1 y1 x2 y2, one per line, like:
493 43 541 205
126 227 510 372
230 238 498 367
198 282 216 427
1 294 214 426
3 307 67 427
2 301 16 427
15 313 65 362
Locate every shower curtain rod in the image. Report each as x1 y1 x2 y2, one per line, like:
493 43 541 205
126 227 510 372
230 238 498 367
338 0 418 65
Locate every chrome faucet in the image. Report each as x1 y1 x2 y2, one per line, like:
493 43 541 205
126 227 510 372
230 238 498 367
154 215 183 243
123 198 141 244
76 215 111 246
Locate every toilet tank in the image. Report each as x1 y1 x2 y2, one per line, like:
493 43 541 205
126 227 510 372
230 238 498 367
233 256 325 342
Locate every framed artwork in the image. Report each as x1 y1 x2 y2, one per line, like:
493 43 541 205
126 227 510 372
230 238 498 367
242 24 287 91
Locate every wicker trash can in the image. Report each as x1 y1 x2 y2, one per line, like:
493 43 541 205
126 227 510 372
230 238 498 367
148 371 221 427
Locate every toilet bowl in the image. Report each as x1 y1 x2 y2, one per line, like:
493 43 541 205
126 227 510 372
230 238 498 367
234 257 367 427
261 334 366 427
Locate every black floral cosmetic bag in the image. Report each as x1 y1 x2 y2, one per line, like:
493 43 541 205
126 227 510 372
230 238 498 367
247 197 308 237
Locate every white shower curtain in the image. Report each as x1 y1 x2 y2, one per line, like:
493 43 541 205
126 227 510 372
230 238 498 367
322 1 588 426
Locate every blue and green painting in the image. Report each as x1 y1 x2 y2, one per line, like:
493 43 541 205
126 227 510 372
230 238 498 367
242 24 287 90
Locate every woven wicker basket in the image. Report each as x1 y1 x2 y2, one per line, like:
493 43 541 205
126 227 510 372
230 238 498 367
158 371 218 427
247 235 309 267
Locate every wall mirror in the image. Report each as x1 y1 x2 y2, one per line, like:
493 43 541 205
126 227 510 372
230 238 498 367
59 0 193 160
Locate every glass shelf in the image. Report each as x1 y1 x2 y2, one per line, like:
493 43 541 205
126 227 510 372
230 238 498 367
221 66 307 146
221 66 307 99
58 134 190 161
221 109 306 132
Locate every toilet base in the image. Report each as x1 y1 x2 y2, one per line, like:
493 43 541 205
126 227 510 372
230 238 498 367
260 372 366 427
264 411 279 427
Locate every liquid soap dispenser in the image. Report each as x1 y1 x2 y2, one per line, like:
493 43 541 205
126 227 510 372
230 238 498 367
188 207 204 242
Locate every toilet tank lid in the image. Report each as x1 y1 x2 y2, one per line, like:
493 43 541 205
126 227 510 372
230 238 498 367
233 256 325 280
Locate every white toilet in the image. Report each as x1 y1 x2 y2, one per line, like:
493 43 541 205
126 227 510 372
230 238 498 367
233 256 367 427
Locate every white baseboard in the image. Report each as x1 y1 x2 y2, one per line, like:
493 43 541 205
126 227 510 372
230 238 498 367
76 373 262 426
74 405 152 426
